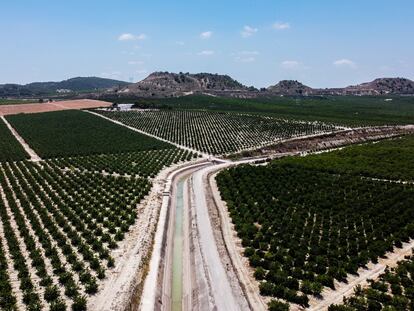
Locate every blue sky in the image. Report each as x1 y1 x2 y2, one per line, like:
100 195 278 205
1 0 413 87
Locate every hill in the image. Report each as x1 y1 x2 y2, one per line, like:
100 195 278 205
267 80 313 95
0 77 129 97
266 78 414 96
343 78 414 95
118 72 254 97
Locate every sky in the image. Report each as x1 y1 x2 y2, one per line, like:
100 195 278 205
0 0 413 88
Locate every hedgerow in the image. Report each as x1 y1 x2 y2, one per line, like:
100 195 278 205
6 110 174 158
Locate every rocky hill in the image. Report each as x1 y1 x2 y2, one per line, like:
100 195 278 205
267 80 313 96
118 72 253 97
343 78 414 95
266 78 414 96
0 77 129 97
2 74 413 99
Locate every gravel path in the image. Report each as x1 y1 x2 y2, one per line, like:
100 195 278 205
190 166 243 310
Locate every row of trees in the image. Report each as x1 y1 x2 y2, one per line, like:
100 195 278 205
217 163 414 309
0 238 17 310
0 118 29 162
98 110 338 155
6 110 174 158
277 134 414 182
329 251 414 310
50 148 198 178
0 157 154 310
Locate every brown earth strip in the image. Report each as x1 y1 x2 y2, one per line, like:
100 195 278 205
0 99 111 116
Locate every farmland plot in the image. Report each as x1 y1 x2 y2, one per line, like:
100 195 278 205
0 118 28 162
0 160 152 310
6 110 174 158
330 251 414 310
216 149 414 309
279 134 414 182
95 110 340 155
49 148 198 178
0 107 199 310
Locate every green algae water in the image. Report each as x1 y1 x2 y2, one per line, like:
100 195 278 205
171 179 184 310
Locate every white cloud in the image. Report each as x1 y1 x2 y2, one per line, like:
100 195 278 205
200 31 213 39
281 60 300 69
234 51 259 63
333 59 357 69
241 25 258 38
118 33 147 41
235 56 255 63
273 22 290 30
128 61 144 65
197 50 215 56
121 51 135 56
239 50 259 55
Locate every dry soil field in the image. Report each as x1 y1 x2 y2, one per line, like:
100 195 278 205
0 99 111 116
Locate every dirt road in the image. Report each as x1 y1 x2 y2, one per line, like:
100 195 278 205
191 166 246 310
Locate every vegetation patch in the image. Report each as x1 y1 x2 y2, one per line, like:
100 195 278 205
0 118 29 162
6 110 174 158
107 95 414 126
279 135 414 182
0 160 152 309
49 149 198 178
329 251 414 311
96 110 338 155
216 143 414 309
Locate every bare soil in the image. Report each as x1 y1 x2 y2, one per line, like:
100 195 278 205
0 99 111 116
230 125 414 159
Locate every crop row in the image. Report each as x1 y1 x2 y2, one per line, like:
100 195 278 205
0 236 18 310
278 134 414 182
6 110 174 158
95 110 339 155
217 164 414 309
0 117 28 162
49 149 198 178
330 251 414 310
0 160 152 310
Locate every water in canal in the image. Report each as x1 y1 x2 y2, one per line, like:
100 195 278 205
171 179 184 310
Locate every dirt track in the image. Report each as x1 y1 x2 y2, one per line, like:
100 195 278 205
0 99 111 116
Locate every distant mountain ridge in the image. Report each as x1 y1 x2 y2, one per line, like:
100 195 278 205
0 77 129 97
120 74 414 98
1 74 413 99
